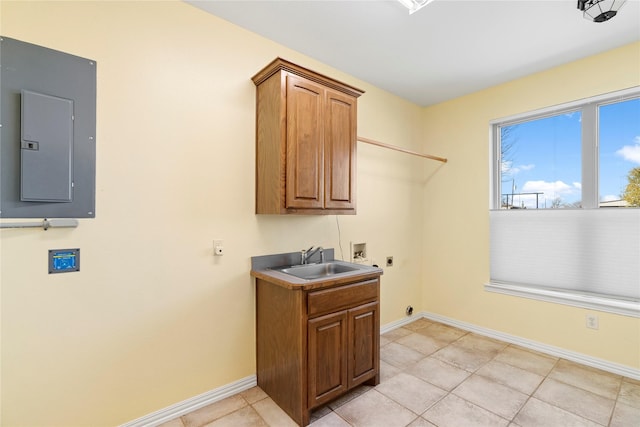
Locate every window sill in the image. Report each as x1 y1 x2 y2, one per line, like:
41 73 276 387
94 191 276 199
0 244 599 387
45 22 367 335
485 281 640 318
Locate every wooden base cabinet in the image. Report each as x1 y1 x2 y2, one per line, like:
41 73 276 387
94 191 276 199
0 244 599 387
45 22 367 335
256 277 380 426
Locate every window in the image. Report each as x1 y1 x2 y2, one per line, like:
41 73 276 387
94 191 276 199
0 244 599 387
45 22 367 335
493 90 640 209
488 87 640 317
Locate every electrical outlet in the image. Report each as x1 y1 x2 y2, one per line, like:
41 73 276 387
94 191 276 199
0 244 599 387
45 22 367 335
386 256 393 267
586 314 599 330
213 239 224 256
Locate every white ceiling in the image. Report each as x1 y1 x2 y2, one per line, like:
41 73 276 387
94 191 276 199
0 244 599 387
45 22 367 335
186 0 640 106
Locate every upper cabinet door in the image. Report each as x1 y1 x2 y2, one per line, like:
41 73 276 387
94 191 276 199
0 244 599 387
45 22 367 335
324 89 356 210
286 75 325 209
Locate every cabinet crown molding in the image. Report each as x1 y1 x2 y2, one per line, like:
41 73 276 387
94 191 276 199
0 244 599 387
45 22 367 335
252 57 365 99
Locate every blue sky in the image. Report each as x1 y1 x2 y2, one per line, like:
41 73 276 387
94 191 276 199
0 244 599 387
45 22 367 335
501 97 640 208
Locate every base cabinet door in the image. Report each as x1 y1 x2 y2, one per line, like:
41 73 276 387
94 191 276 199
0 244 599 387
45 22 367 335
348 301 379 387
308 311 348 409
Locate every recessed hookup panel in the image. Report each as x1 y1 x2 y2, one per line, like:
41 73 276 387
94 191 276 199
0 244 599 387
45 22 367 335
48 248 80 274
0 36 96 218
351 242 368 264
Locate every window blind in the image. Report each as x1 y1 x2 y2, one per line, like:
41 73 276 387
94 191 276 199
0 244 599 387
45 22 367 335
489 209 640 305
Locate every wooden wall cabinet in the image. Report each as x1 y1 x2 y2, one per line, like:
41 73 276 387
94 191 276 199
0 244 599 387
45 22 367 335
252 58 364 214
255 277 380 426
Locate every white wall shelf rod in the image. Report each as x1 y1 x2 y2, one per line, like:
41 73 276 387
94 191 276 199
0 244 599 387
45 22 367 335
0 218 79 230
358 136 447 163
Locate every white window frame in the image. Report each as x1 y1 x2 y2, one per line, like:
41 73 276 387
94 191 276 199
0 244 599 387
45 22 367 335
487 87 640 317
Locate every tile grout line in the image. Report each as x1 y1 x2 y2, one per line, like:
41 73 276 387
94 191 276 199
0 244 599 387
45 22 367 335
436 331 621 426
508 355 561 425
389 325 548 426
378 322 455 426
445 340 520 425
381 323 632 427
389 325 514 426
475 340 522 424
245 394 276 427
543 361 622 424
606 375 625 427
181 319 633 427
390 325 485 424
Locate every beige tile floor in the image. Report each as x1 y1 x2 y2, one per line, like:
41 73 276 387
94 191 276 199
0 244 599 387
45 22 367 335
159 318 640 427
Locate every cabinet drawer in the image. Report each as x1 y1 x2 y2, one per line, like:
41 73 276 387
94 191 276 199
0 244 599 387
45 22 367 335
308 279 378 318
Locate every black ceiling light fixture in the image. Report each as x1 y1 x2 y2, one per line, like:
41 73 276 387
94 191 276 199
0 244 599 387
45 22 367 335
577 0 627 22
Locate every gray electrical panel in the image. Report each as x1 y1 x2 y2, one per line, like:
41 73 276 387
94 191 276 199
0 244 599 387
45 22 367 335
0 36 96 218
21 90 74 202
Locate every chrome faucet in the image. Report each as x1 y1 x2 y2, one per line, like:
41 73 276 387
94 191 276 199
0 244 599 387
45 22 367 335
301 246 324 264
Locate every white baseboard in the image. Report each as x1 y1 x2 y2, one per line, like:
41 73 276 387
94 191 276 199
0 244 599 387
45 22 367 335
380 314 418 334
120 375 256 427
411 311 640 381
122 311 639 426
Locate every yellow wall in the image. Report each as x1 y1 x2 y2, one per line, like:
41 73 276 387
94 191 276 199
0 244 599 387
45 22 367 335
0 1 425 425
421 42 640 368
1 1 638 426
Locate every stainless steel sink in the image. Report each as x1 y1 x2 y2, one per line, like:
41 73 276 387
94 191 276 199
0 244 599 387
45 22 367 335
273 262 360 280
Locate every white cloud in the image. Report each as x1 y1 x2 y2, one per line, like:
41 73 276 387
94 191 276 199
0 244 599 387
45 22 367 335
501 160 513 174
522 180 579 196
502 162 535 176
616 140 640 164
506 180 581 208
601 194 620 202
